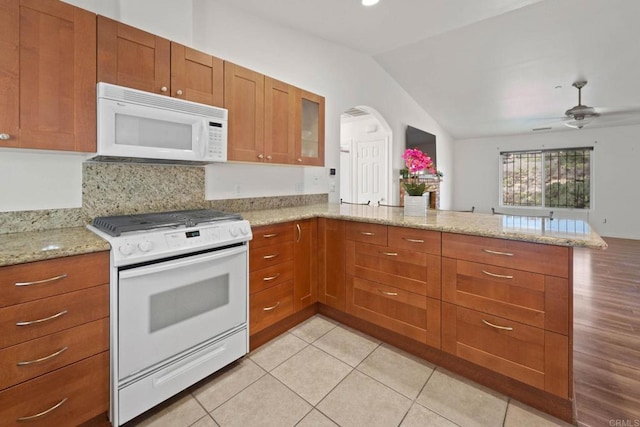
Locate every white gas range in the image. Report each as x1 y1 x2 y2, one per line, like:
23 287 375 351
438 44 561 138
88 209 252 425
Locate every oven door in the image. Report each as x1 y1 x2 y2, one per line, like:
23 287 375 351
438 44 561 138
118 245 247 380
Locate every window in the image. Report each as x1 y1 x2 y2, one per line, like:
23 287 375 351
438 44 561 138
501 147 592 209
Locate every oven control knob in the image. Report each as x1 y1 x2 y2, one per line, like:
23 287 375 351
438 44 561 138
119 243 134 256
138 240 153 252
229 226 239 237
240 225 250 235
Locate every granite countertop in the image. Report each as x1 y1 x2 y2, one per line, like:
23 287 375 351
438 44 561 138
0 203 607 267
0 227 110 267
240 203 608 250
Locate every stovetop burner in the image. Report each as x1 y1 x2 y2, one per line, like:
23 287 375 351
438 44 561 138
92 209 242 237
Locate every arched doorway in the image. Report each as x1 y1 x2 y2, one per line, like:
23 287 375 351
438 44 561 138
339 106 392 204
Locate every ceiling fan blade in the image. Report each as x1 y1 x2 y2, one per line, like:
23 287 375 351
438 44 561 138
596 106 640 116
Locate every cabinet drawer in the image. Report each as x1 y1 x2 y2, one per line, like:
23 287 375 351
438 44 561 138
388 227 441 255
0 285 109 349
349 242 440 298
442 303 568 398
442 233 569 278
347 276 440 347
442 258 569 335
0 318 109 390
0 252 109 308
251 223 294 248
345 222 387 246
0 351 109 426
250 281 293 334
250 261 293 294
250 242 294 271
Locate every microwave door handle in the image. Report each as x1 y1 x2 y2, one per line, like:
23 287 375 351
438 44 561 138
199 120 208 158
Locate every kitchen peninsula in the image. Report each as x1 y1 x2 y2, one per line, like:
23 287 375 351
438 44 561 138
0 203 605 425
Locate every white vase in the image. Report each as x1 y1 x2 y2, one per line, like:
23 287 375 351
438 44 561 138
404 193 429 216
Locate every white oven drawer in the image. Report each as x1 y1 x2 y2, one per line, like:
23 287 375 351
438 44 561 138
118 327 247 424
118 245 248 380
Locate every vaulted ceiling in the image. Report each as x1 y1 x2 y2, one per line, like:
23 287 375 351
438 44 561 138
218 0 640 139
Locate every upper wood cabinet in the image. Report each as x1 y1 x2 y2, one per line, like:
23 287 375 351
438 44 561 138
224 62 265 162
97 16 223 107
296 90 325 166
0 0 96 152
225 61 325 166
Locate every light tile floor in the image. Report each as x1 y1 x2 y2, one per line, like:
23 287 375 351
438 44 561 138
127 315 573 427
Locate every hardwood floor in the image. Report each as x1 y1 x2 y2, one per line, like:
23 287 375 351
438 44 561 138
573 237 640 426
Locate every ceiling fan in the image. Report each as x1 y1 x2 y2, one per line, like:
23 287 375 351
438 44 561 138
563 81 598 129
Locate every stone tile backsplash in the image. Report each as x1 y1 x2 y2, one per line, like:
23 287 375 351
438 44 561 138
0 161 328 234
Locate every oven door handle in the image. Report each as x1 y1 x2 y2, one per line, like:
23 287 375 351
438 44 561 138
119 245 247 279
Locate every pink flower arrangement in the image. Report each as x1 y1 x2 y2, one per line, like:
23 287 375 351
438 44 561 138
402 148 435 196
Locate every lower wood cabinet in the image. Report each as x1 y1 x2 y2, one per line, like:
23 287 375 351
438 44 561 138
293 219 318 311
250 281 294 334
0 252 110 426
442 303 569 398
318 218 346 310
0 351 109 426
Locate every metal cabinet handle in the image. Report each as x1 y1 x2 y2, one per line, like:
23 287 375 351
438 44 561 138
160 86 168 93
16 397 68 422
481 319 513 331
266 155 272 160
16 310 68 326
296 223 301 242
403 238 424 243
15 274 67 287
17 346 68 366
481 270 514 279
482 248 514 257
297 158 302 163
263 254 279 260
379 289 398 296
176 89 183 95
360 232 375 236
263 273 280 282
263 301 280 311
258 154 264 159
0 133 11 140
263 233 278 238
380 252 398 256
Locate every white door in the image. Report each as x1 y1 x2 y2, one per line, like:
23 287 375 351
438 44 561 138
352 137 389 204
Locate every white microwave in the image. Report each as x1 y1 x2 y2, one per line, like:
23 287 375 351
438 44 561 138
95 82 227 164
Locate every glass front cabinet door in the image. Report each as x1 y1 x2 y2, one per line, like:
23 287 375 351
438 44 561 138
296 90 325 166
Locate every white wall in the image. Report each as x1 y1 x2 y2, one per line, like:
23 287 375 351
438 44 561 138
452 124 640 239
193 0 453 206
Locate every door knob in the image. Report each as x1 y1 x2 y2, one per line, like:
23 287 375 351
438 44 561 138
160 86 168 93
176 89 183 96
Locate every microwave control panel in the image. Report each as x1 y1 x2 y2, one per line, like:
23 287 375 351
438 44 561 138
206 121 227 161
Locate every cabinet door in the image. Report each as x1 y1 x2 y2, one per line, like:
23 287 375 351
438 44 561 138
97 15 170 95
224 61 265 162
0 0 96 152
171 42 223 107
293 219 318 311
318 219 346 310
264 77 296 164
295 89 325 166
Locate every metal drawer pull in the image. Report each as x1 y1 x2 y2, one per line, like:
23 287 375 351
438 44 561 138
296 223 301 243
263 273 280 282
263 301 280 311
15 274 68 287
360 232 375 236
17 346 68 366
380 252 398 256
379 290 398 296
16 397 68 422
482 249 514 257
403 238 424 243
481 270 514 279
263 254 279 260
263 233 278 238
481 319 513 331
16 310 68 326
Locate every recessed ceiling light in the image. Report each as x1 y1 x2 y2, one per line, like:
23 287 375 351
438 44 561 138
362 0 379 6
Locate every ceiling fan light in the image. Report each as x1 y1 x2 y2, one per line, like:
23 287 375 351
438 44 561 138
565 117 592 129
